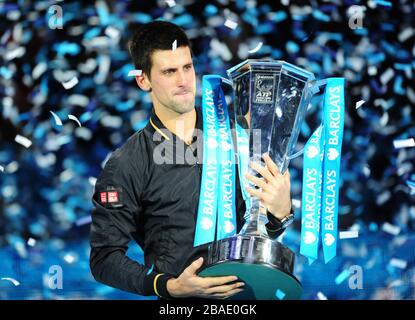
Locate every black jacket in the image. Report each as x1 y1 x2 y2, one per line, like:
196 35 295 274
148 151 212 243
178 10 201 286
89 106 286 299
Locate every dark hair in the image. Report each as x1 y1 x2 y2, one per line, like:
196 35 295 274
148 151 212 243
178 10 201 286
128 21 192 78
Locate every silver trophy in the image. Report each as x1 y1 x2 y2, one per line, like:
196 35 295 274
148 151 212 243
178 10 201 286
198 60 316 300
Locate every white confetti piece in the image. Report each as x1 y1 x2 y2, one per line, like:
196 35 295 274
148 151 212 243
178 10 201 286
104 26 120 39
166 0 176 7
398 27 414 42
389 258 407 269
393 138 415 149
355 100 365 109
68 114 82 127
339 230 359 239
127 69 142 77
62 76 79 90
248 41 263 53
317 292 328 300
27 238 36 247
172 39 177 51
15 134 32 148
382 222 400 236
5 46 25 60
89 176 97 186
376 190 391 205
49 111 63 126
368 66 377 76
32 62 47 80
67 94 89 107
0 165 4 173
64 254 75 264
1 277 20 286
380 68 394 85
224 19 238 30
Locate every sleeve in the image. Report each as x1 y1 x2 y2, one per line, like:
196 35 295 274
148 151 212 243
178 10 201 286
265 208 292 239
89 151 173 298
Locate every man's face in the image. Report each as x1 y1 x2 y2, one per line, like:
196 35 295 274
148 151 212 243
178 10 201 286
147 46 196 114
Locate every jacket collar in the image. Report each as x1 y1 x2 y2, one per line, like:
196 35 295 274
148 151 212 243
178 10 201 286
146 106 203 144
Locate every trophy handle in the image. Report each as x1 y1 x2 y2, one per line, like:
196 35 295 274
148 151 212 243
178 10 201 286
286 78 328 161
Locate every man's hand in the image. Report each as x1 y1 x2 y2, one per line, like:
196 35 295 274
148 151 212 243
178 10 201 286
167 257 244 299
245 153 292 221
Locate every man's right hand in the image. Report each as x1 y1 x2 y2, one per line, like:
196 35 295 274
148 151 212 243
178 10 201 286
166 257 245 299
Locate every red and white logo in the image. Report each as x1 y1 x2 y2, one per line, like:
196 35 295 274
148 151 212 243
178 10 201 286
108 191 119 203
100 192 107 203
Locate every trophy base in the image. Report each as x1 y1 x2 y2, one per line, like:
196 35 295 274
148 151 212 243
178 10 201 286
198 235 302 300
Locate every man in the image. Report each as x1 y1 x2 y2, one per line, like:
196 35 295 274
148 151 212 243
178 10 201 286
90 21 294 300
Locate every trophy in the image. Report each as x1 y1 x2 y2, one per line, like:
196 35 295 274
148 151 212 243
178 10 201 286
198 60 316 300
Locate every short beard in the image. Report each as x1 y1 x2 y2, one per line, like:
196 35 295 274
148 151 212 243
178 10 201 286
169 97 195 114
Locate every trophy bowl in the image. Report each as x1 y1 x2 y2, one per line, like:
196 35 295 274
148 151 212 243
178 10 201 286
198 60 316 300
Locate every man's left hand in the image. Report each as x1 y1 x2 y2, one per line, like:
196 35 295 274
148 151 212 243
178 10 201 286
245 153 292 221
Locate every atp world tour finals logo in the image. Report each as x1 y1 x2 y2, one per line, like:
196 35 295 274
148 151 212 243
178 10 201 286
254 74 275 104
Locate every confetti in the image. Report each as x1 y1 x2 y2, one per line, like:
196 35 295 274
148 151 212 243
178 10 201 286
75 216 92 226
224 19 238 30
248 42 263 54
27 238 36 247
128 69 142 77
166 0 176 7
146 264 155 275
275 289 286 300
381 223 400 236
1 278 20 286
393 138 415 149
89 177 97 186
172 39 177 51
64 254 75 264
334 269 350 285
380 68 394 85
389 258 407 269
0 165 4 173
61 77 79 90
49 111 63 126
355 100 365 109
104 26 120 40
317 292 328 300
339 230 359 239
398 27 414 42
14 134 32 148
68 114 82 127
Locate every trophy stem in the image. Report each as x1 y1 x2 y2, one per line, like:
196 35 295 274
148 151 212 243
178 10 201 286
240 174 269 237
